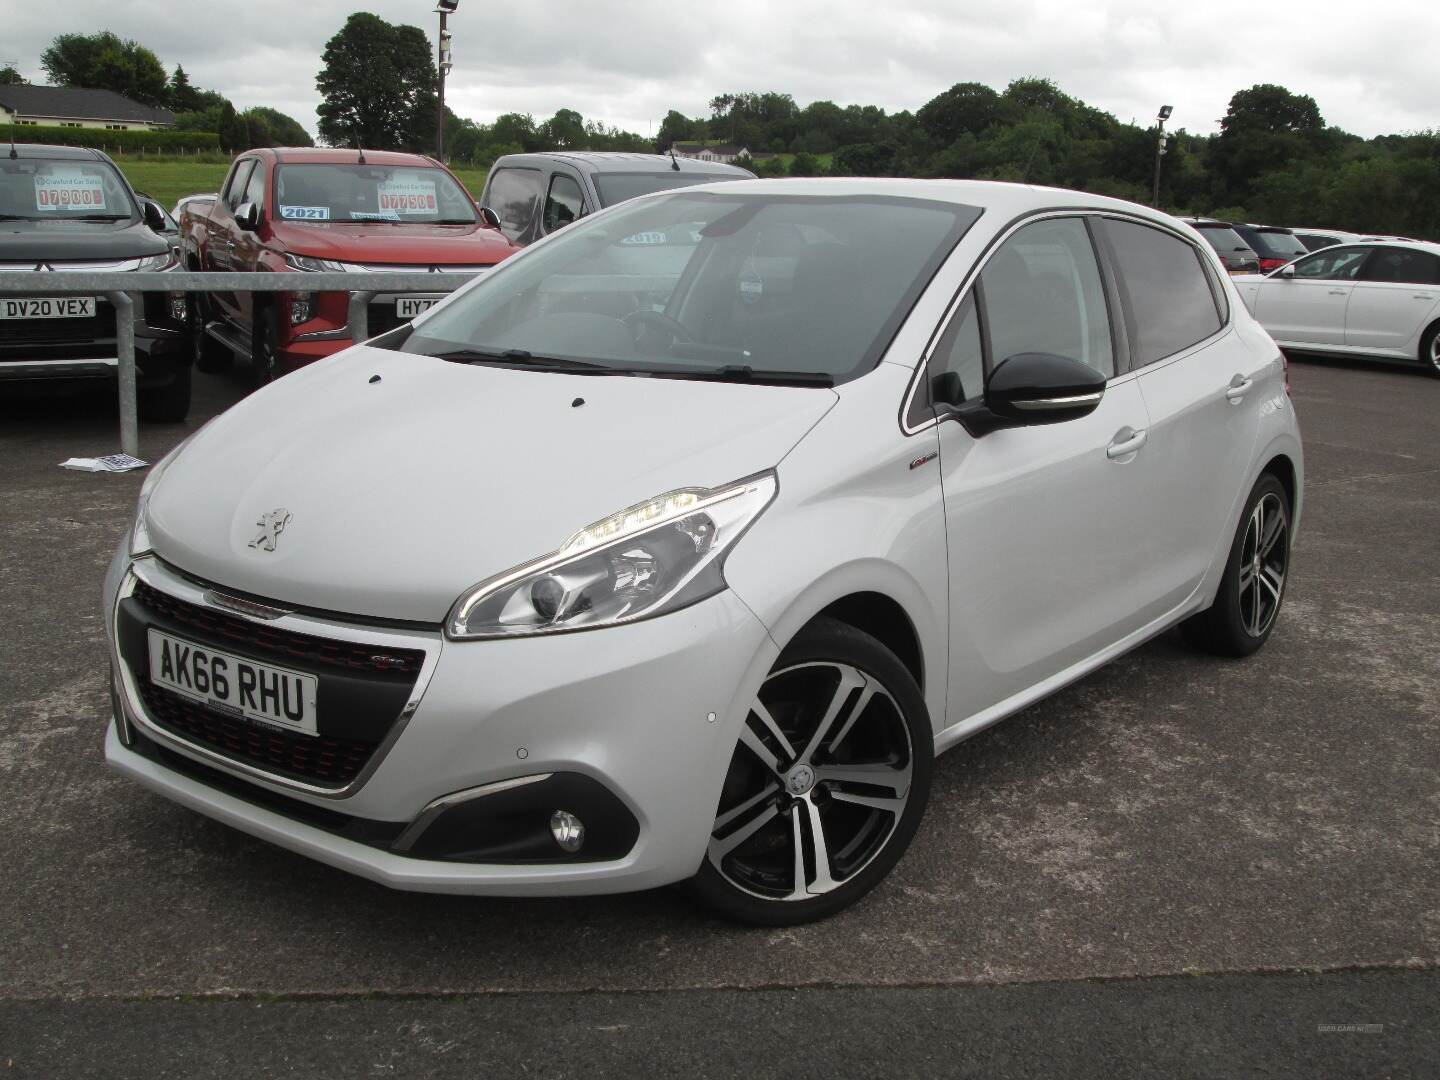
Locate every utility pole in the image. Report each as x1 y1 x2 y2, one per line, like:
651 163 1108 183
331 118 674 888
435 2 457 161
1152 104 1173 208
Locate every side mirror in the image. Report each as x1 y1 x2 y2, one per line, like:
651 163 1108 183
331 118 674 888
234 202 261 232
984 352 1105 426
141 200 166 232
1278 265 1296 279
479 206 501 229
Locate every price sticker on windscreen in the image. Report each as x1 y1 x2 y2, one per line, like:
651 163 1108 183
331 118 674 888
377 179 438 215
35 170 107 212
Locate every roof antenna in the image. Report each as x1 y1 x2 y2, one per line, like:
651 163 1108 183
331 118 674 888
352 124 366 165
668 146 679 171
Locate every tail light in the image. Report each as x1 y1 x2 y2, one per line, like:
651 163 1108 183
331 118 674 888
1281 352 1290 397
1259 258 1287 273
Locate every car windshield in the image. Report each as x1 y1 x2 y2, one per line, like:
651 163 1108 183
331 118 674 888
273 164 477 224
403 192 981 385
0 157 136 221
592 172 739 207
1195 226 1253 255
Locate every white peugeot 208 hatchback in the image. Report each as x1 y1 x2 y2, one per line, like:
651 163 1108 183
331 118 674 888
105 179 1302 924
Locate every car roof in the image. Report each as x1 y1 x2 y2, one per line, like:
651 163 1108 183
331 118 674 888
262 147 443 167
5 143 109 162
493 151 754 176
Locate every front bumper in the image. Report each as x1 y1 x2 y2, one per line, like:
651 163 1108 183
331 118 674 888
104 552 778 895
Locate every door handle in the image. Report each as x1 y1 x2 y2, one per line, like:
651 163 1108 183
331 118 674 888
1225 375 1254 403
1328 289 1348 296
1414 295 1434 301
1106 428 1147 459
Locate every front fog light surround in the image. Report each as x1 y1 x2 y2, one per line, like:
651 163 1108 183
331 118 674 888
447 473 776 639
289 292 315 326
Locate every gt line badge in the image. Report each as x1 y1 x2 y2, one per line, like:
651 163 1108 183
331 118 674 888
248 509 292 552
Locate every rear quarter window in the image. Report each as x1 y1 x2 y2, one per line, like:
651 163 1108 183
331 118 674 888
1099 218 1224 368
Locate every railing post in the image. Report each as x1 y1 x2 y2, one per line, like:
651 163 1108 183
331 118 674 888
347 291 375 344
107 290 139 458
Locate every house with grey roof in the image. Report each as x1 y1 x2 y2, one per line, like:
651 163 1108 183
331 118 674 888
0 85 175 132
670 142 752 164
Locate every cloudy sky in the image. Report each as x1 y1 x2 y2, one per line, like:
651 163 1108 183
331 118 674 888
3 0 1436 139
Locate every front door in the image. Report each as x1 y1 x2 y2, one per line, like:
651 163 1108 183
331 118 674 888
930 217 1156 724
1252 245 1368 347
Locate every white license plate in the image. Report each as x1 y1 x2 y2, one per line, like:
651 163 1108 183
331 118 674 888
0 296 97 320
396 296 444 318
147 628 319 736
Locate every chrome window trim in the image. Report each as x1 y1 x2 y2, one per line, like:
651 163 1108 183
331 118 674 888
897 208 1234 437
111 556 445 801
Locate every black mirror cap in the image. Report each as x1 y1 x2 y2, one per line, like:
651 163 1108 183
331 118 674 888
141 200 165 231
235 202 261 231
984 352 1106 426
479 206 502 229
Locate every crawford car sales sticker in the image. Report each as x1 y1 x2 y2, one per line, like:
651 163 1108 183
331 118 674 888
377 179 438 215
35 170 107 212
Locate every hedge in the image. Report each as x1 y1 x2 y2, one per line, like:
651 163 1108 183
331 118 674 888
9 125 219 153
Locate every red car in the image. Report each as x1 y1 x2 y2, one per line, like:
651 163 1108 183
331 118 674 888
179 147 517 383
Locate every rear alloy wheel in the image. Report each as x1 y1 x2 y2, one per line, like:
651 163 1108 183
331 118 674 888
1182 474 1291 657
1421 323 1440 378
252 307 280 389
689 618 932 925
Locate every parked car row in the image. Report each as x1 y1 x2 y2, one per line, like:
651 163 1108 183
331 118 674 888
3 147 755 421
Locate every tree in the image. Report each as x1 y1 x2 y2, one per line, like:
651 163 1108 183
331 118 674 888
248 107 313 147
657 109 696 151
540 108 586 149
316 12 438 151
40 32 168 106
217 101 243 154
788 151 820 177
167 65 206 113
1212 84 1326 205
0 66 25 86
490 112 540 152
917 82 1000 143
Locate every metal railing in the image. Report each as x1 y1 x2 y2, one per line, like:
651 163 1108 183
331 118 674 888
0 271 481 458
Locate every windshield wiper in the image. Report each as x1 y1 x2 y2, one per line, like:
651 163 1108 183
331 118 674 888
660 365 835 387
67 214 130 222
430 218 477 225
429 347 611 371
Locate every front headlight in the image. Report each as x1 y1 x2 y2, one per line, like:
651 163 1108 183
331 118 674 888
286 254 349 273
135 251 178 272
447 473 777 639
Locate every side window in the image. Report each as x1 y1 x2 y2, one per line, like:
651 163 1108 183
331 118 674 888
485 168 543 238
1292 246 1368 280
242 161 266 210
1099 218 1222 367
979 217 1114 379
223 160 254 209
542 173 585 233
1358 248 1440 285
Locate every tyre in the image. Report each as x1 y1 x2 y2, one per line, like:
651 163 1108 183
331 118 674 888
1181 474 1291 657
251 306 280 389
688 617 933 925
137 363 192 423
1421 322 1440 378
189 287 233 375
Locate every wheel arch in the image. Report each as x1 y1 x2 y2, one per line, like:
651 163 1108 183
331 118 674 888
1260 451 1298 518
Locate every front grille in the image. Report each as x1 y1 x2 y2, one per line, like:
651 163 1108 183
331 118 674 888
133 580 424 676
367 302 408 338
122 579 428 789
137 679 375 786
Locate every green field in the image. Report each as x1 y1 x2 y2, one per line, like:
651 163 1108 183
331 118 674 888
115 159 492 212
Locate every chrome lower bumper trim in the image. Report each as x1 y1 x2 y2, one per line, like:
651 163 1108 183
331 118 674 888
391 773 553 852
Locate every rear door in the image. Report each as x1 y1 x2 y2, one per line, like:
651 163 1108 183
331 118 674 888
1344 247 1440 354
1096 215 1267 603
1251 245 1368 347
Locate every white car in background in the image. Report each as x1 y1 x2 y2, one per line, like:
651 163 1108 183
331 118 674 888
104 179 1303 924
1234 241 1440 376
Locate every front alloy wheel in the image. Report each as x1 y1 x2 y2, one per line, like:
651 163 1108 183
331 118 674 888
689 618 932 924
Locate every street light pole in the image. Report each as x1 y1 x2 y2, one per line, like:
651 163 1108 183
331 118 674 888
1152 104 1173 209
435 2 457 161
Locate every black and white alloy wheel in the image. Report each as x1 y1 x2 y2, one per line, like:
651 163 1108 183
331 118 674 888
690 618 932 924
1182 473 1291 657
